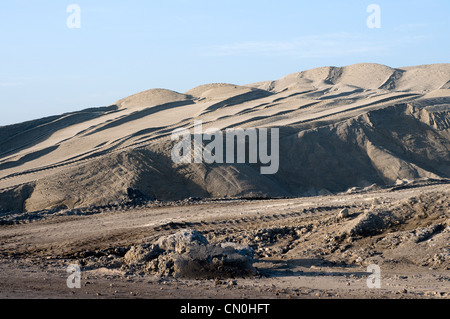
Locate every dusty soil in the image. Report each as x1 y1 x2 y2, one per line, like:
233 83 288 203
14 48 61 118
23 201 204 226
0 182 449 299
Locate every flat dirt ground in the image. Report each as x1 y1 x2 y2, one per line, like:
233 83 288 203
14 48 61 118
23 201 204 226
0 183 449 300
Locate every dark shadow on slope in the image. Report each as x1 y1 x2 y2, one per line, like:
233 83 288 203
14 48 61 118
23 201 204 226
0 145 59 170
318 88 365 100
0 183 35 213
84 100 195 136
0 106 118 158
200 89 273 115
360 103 450 178
274 125 386 196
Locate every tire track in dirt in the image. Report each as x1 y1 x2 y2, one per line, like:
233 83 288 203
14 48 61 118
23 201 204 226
0 200 352 259
3 183 446 260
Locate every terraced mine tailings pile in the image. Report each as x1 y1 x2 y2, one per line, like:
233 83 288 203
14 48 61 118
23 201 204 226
0 63 449 213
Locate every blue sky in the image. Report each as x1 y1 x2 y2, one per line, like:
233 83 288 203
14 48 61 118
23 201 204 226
0 0 449 125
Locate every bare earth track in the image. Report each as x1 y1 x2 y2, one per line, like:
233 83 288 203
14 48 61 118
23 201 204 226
0 182 449 299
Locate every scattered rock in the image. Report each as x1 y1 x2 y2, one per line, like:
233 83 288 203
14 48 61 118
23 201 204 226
337 208 349 220
372 197 382 206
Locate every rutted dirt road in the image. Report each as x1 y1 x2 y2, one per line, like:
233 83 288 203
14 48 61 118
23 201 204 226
0 182 449 299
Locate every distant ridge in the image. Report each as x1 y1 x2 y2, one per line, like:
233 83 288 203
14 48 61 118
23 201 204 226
0 63 449 212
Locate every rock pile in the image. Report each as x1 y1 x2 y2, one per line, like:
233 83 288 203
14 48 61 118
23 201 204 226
123 229 257 279
342 209 400 237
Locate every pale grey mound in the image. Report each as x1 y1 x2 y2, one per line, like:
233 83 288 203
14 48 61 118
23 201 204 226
123 229 257 278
